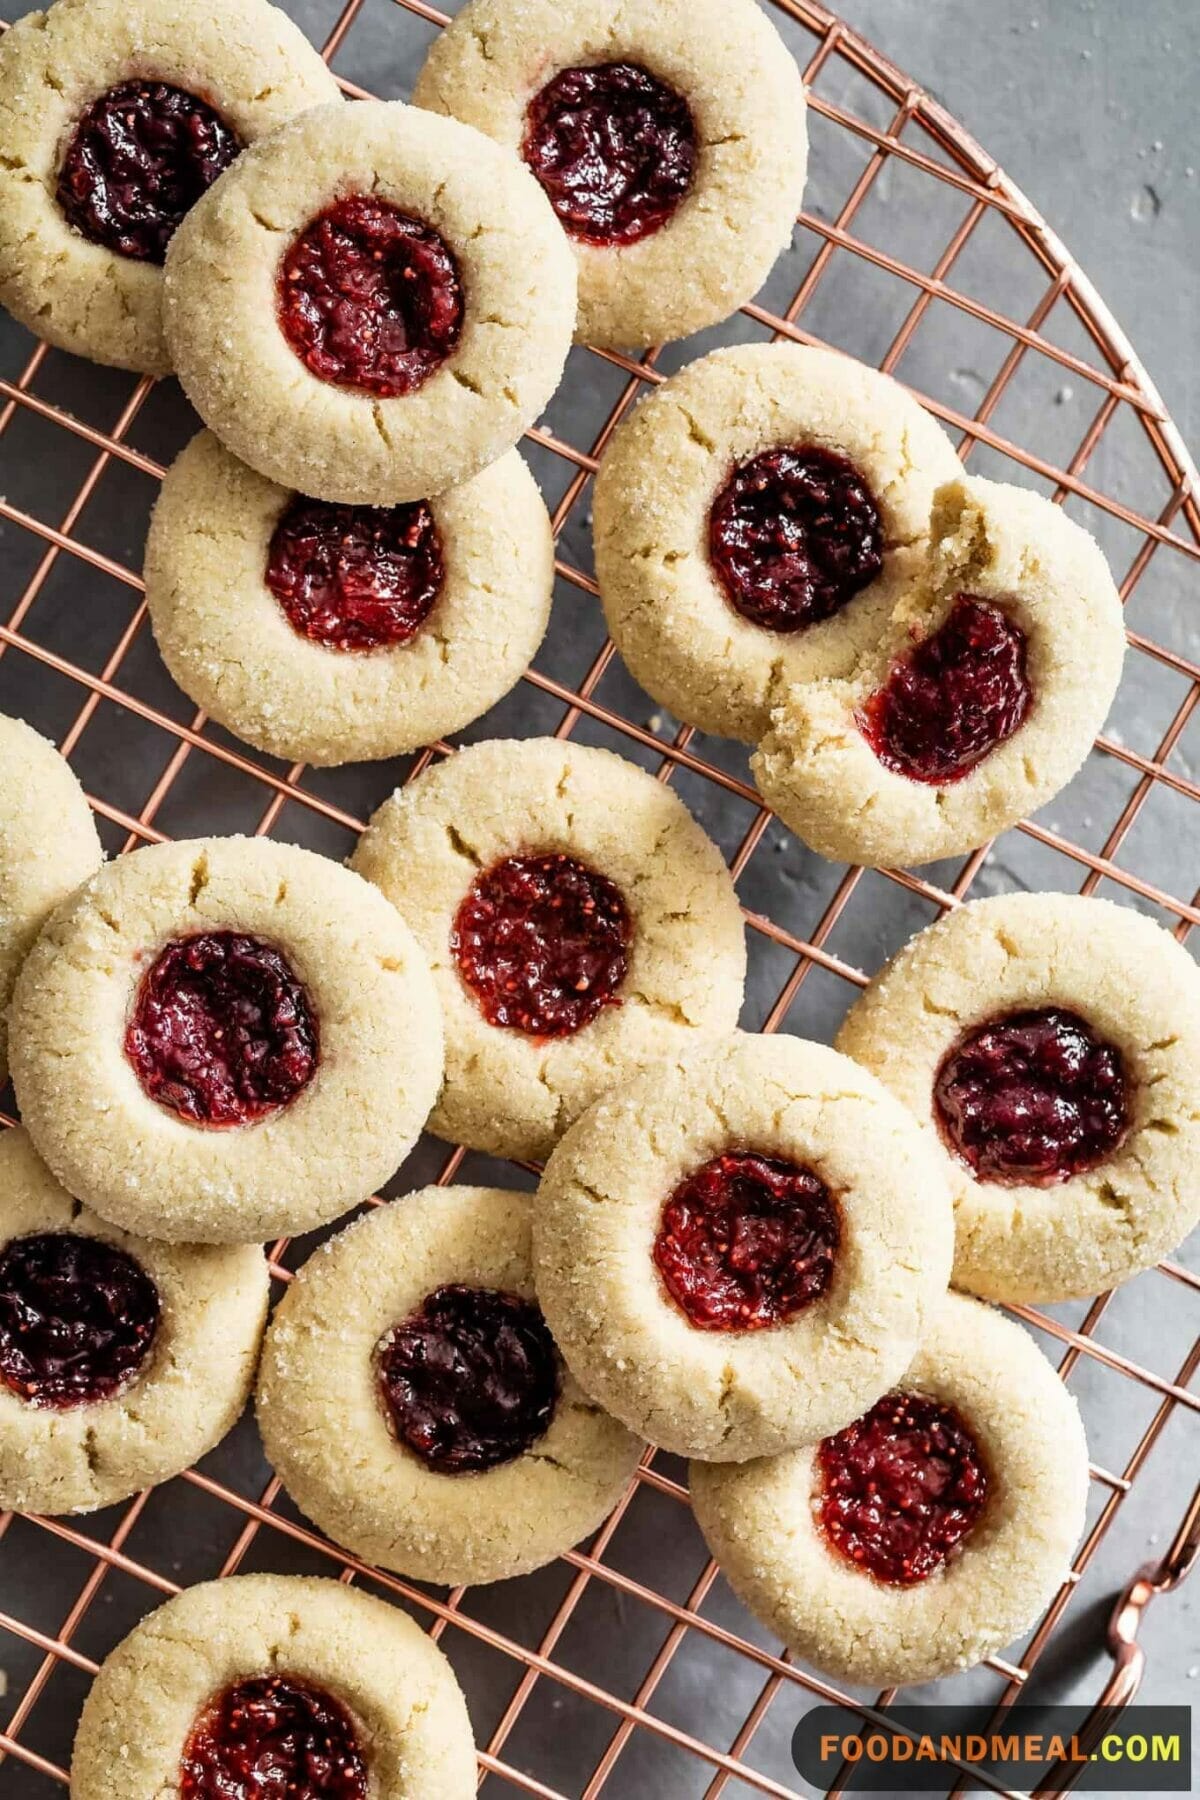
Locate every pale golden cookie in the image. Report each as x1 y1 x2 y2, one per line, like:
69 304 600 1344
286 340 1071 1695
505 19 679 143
414 0 807 349
753 475 1126 867
0 1128 267 1515
351 738 746 1162
164 100 577 504
70 1574 476 1800
0 0 339 372
258 1185 643 1585
692 1292 1089 1687
837 892 1200 1302
0 712 102 1084
10 836 442 1244
594 344 960 741
144 432 554 766
533 1032 954 1461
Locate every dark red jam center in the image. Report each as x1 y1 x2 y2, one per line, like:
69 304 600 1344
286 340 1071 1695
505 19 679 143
709 446 884 634
522 60 697 246
934 1005 1130 1186
125 931 318 1128
451 852 630 1039
277 196 463 398
818 1392 989 1586
180 1675 367 1800
56 80 241 264
859 592 1032 784
653 1150 841 1332
0 1232 159 1409
377 1284 559 1475
265 495 444 653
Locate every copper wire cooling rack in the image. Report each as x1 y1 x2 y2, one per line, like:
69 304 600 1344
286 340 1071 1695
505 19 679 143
0 1 1197 1794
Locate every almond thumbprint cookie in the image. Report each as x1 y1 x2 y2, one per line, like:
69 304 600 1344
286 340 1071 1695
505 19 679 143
837 891 1200 1302
532 1033 953 1461
163 100 577 505
0 712 102 1085
350 738 746 1163
413 0 807 349
70 1575 476 1800
753 474 1126 867
0 1128 267 1514
9 837 442 1244
0 0 339 371
257 1185 643 1586
594 343 961 743
144 433 554 766
691 1292 1089 1686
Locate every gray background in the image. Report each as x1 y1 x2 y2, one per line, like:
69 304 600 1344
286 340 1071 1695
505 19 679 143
0 1 1196 1794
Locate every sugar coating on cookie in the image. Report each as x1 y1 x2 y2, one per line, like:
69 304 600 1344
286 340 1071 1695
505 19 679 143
691 1291 1089 1686
69 1573 476 1800
0 0 340 373
144 432 555 766
163 100 577 505
258 1185 643 1585
413 0 807 349
9 836 443 1245
0 712 102 1084
837 891 1200 1302
0 1127 267 1514
753 474 1126 867
594 344 961 743
533 1032 954 1461
350 738 746 1162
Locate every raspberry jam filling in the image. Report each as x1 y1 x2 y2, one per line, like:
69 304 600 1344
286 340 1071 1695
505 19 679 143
653 1150 841 1332
452 852 630 1039
57 80 241 264
265 495 444 652
818 1392 989 1586
0 1232 159 1409
859 593 1032 784
377 1284 559 1475
125 931 318 1127
709 446 885 633
934 1006 1130 1186
278 197 464 397
522 61 697 246
180 1675 367 1800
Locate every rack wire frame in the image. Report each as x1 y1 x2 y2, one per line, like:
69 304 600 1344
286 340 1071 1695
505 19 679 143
0 0 1196 1793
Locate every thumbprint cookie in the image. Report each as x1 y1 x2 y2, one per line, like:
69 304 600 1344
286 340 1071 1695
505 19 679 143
838 891 1200 1301
533 1032 953 1461
692 1292 1089 1685
257 1185 643 1586
9 836 442 1244
351 738 746 1163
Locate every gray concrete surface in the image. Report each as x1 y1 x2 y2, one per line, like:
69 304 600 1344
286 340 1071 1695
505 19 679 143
0 1 1196 1794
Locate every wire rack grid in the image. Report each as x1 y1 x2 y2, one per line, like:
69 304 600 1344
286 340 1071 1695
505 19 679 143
0 0 1196 1794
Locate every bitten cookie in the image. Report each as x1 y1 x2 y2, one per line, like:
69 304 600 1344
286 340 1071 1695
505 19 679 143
351 738 746 1162
144 432 554 766
837 892 1200 1302
0 1127 267 1514
753 475 1126 867
533 1033 954 1461
594 344 961 743
0 0 339 372
691 1292 1089 1686
70 1574 476 1800
163 100 577 505
413 0 807 349
258 1185 643 1585
9 836 443 1245
0 712 102 1084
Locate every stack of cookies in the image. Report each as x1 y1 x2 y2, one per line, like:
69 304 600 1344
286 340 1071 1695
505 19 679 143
0 0 1192 1791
